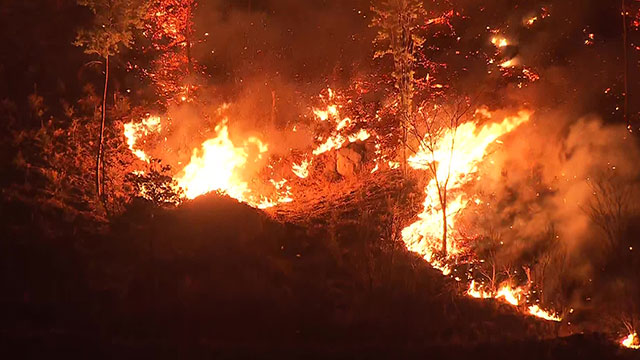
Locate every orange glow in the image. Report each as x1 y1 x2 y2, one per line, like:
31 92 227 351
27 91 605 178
499 59 516 68
495 284 522 306
525 16 538 26
314 105 338 121
311 92 371 155
174 122 259 201
402 111 531 267
123 115 162 162
528 305 562 322
171 120 290 208
292 159 311 178
491 36 509 48
622 332 640 349
467 280 492 299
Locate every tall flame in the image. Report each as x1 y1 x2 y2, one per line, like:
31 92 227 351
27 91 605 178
174 122 258 201
622 332 640 350
401 110 532 270
123 115 162 162
171 121 291 208
398 110 569 322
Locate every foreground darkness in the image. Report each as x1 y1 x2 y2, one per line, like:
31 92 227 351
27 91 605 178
0 191 636 359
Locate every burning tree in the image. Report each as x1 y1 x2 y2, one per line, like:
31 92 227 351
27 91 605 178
144 0 198 102
371 0 426 171
406 100 470 256
401 107 531 267
74 0 148 198
371 0 456 171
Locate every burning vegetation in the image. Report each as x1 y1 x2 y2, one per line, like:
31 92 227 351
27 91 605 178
1 0 640 357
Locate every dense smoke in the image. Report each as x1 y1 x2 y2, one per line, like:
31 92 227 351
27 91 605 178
463 111 640 318
152 0 375 170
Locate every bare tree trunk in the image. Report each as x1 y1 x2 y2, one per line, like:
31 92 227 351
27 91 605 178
97 54 109 198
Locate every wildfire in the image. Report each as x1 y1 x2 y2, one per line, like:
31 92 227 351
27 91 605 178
495 284 522 306
402 110 531 266
468 281 562 321
123 115 162 162
499 59 516 68
171 120 293 208
174 121 264 202
467 281 522 306
314 105 338 121
311 91 371 155
491 36 509 48
528 305 562 322
401 110 563 317
467 280 492 299
622 332 640 349
292 159 310 178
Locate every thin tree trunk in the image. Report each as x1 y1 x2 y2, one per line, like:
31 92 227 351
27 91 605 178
97 54 109 198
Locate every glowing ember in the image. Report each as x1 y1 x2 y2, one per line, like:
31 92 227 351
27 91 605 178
312 129 371 155
123 115 162 162
528 305 562 322
311 94 371 155
292 159 310 178
256 179 293 209
467 280 492 299
491 36 509 48
622 332 640 350
314 105 338 121
499 59 516 68
388 161 400 169
495 285 522 306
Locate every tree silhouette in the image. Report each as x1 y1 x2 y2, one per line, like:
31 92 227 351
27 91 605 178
74 0 147 199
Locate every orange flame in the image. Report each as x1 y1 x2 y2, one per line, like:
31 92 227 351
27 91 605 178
170 120 290 208
292 159 311 179
491 36 509 48
123 115 162 162
401 111 532 268
622 332 640 350
311 90 371 156
528 305 562 322
495 285 522 306
174 122 260 201
467 280 492 299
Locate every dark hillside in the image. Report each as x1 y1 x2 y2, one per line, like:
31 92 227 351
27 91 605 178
1 187 634 358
